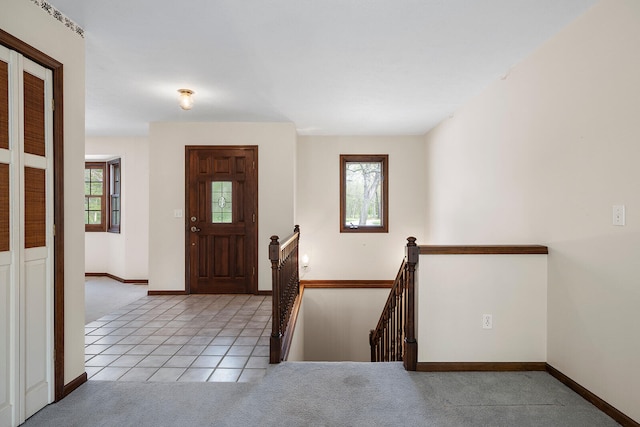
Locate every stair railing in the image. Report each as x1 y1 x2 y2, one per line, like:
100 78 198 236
269 225 301 364
369 236 419 370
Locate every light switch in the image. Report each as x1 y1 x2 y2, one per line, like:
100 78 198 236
613 205 625 226
174 209 183 218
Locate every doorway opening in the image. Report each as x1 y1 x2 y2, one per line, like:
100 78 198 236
0 30 66 417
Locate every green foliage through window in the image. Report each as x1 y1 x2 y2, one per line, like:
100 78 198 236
345 162 382 227
340 154 389 233
85 158 121 232
84 163 104 228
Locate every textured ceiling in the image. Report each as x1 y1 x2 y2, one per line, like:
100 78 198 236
50 0 597 137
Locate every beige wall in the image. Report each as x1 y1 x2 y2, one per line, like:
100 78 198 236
286 295 305 361
296 136 426 280
0 0 86 384
424 0 640 420
85 137 149 280
301 288 389 361
148 122 296 291
418 254 547 362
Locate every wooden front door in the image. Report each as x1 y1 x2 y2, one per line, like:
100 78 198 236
186 146 258 294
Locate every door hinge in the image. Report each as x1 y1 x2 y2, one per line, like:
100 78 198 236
53 224 56 236
253 161 255 170
51 99 55 111
253 267 255 276
252 213 256 223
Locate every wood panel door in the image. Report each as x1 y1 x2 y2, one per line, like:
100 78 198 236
0 46 54 426
186 146 258 294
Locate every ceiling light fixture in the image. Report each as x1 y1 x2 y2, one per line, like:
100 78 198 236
177 88 194 110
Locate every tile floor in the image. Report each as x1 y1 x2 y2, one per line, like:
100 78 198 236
85 294 271 383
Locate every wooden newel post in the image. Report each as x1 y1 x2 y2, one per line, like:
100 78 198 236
269 235 281 364
404 236 418 371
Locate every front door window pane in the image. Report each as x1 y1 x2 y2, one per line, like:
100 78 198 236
212 181 232 223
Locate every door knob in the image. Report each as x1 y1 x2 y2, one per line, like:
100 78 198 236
190 226 201 232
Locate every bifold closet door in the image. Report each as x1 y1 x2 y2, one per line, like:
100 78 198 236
21 55 53 422
0 45 54 427
0 47 12 427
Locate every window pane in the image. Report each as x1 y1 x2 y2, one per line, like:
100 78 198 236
107 159 122 233
88 211 101 224
90 169 103 182
211 181 232 223
88 197 101 210
84 168 91 181
90 182 103 195
345 162 382 227
111 194 120 227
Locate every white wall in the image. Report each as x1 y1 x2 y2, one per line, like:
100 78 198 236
286 294 305 361
301 288 389 362
148 122 296 291
0 0 86 386
297 136 426 280
85 137 149 280
418 254 547 362
424 0 640 421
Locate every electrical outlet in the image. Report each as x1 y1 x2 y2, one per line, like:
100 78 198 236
613 205 625 226
482 314 493 329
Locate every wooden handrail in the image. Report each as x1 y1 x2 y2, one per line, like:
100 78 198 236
369 237 419 370
269 225 300 364
419 245 548 255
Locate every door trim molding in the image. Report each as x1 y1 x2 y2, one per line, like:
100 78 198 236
0 29 67 402
184 145 258 294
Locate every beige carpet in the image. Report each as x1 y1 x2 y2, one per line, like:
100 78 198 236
23 363 620 427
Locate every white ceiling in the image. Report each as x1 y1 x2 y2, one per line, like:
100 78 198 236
50 0 597 137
